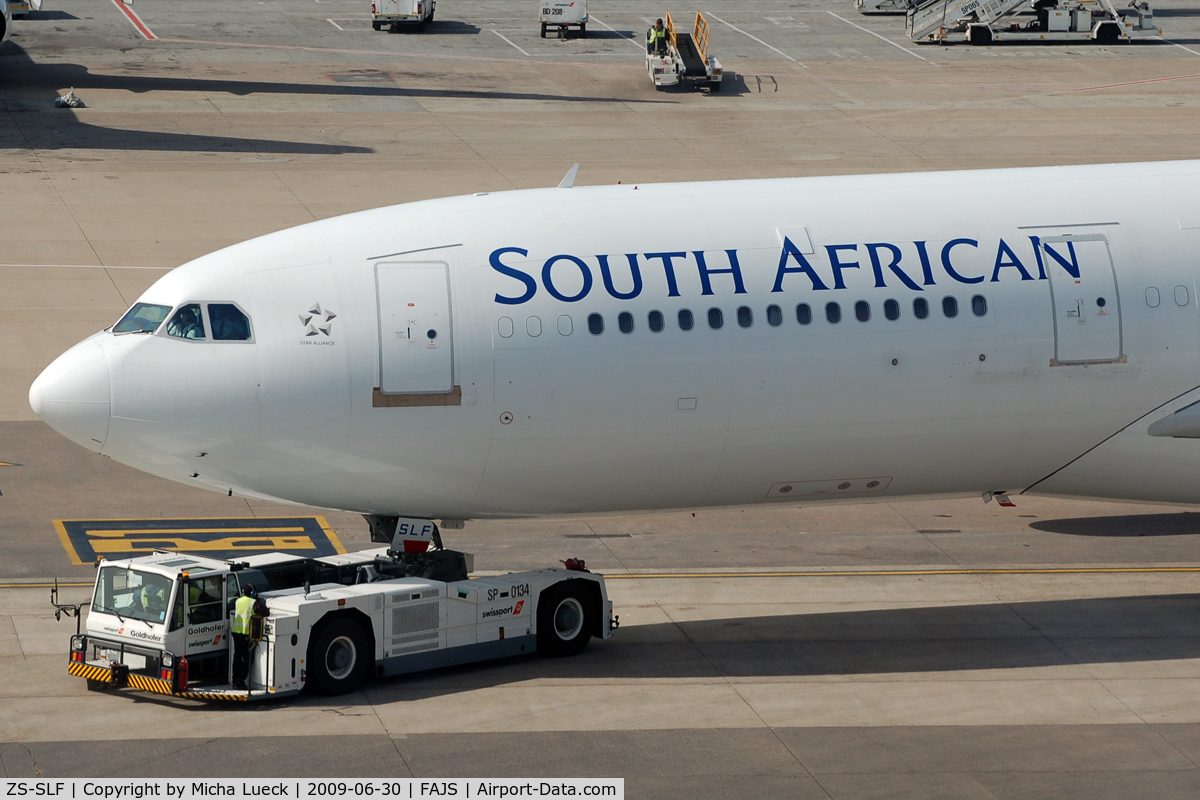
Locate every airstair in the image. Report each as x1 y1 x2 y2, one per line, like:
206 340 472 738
907 0 1028 41
907 0 1159 42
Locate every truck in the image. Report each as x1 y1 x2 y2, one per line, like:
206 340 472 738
371 0 434 32
58 525 617 701
647 11 722 92
540 0 586 38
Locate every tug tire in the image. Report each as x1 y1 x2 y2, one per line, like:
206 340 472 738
537 581 595 658
308 617 370 695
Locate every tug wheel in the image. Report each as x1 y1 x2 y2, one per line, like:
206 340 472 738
537 582 595 658
309 617 369 695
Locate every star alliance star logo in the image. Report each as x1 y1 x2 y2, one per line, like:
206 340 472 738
300 303 337 337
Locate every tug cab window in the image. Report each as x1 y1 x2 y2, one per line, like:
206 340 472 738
185 575 224 624
209 304 252 340
94 567 174 625
113 302 172 334
166 304 206 340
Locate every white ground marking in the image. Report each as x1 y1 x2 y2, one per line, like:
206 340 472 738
1156 36 1200 57
327 18 344 31
705 11 805 66
588 15 648 52
825 10 936 64
491 30 531 56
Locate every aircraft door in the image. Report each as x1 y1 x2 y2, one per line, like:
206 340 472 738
376 262 454 394
1040 235 1123 364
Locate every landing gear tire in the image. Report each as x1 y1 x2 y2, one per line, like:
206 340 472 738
372 21 381 30
309 617 369 695
537 582 594 658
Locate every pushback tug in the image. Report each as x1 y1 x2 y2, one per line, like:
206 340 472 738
56 519 617 701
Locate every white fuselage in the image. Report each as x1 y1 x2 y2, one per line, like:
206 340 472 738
29 161 1200 519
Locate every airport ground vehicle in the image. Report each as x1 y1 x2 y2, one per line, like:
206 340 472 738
647 11 722 91
540 0 586 38
6 0 40 21
371 0 434 32
907 0 1159 43
60 525 617 701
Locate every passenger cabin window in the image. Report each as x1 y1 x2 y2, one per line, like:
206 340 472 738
708 308 724 329
737 306 753 328
825 302 841 324
166 304 205 340
618 311 634 334
588 313 604 335
767 305 782 327
855 301 870 323
678 309 694 331
942 296 958 318
209 303 252 341
971 295 988 317
913 298 929 320
557 315 573 335
884 299 900 321
796 304 812 326
114 302 172 334
648 310 664 332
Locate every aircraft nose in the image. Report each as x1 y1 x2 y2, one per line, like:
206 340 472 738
29 338 111 453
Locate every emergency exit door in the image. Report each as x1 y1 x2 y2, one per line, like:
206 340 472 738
1040 235 1123 364
376 262 453 393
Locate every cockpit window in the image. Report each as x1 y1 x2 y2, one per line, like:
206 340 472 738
209 304 252 341
166 304 206 340
113 302 172 334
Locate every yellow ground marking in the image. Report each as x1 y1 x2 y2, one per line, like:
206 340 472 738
317 516 348 555
91 535 317 554
84 527 309 537
0 461 18 466
53 519 84 565
52 516 346 564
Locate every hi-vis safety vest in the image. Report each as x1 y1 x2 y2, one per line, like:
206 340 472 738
232 595 254 635
649 27 665 43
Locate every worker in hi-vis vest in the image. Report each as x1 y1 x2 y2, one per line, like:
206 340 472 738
647 18 667 55
231 584 257 690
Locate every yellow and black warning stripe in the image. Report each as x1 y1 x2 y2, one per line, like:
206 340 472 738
127 672 173 695
68 661 113 682
177 689 249 702
69 660 247 701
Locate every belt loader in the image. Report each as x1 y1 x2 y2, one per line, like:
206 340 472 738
57 520 617 701
647 12 722 92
